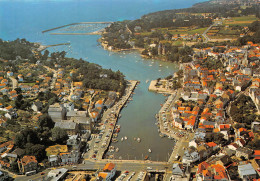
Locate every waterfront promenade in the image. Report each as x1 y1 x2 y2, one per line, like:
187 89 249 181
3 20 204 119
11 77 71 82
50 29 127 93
156 88 192 163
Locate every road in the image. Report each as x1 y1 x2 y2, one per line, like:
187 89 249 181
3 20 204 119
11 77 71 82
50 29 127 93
202 23 215 43
9 76 18 90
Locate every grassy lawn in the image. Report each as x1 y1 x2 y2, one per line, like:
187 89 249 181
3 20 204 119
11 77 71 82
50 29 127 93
140 32 152 36
140 26 207 36
169 27 207 35
218 29 240 35
173 41 184 46
232 15 259 21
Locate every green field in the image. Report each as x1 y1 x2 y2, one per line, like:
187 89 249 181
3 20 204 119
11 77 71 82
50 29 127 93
169 27 207 35
224 15 259 26
140 27 207 36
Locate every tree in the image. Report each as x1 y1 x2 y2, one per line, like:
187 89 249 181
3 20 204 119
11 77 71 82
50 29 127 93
38 114 54 129
51 127 68 144
14 88 22 94
14 128 40 148
9 162 19 173
42 50 49 60
25 143 46 161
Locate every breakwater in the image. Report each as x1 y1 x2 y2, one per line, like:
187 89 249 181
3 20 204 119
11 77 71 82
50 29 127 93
42 22 113 33
37 43 70 51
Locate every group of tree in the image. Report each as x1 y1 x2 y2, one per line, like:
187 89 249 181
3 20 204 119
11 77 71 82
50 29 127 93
230 94 259 127
0 38 35 60
41 57 127 94
14 124 68 162
238 21 260 45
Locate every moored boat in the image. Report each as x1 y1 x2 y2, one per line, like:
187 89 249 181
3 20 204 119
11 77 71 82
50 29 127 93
137 138 141 143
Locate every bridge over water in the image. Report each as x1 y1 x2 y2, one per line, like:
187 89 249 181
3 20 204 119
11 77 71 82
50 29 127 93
42 22 113 35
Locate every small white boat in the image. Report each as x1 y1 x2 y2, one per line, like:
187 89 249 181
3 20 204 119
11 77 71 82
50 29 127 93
134 137 137 141
115 148 119 152
124 136 128 140
159 64 162 67
137 138 141 143
121 137 124 141
148 149 152 153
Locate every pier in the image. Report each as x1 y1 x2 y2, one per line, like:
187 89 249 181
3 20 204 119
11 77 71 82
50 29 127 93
42 22 113 33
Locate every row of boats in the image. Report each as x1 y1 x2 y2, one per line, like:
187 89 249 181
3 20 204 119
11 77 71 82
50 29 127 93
120 137 141 143
108 146 120 153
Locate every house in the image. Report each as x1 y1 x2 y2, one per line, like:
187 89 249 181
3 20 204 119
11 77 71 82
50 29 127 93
45 145 68 167
64 102 74 112
90 111 99 122
98 163 116 181
17 74 24 82
71 117 92 133
54 121 79 136
18 155 38 174
252 122 260 133
60 151 80 165
47 168 68 181
236 147 253 159
6 71 13 77
48 103 66 122
5 111 17 119
66 135 81 151
0 117 7 127
238 163 257 180
182 150 200 163
31 101 43 112
0 141 13 153
216 155 232 167
227 143 239 151
172 163 185 176
196 162 229 181
206 142 218 151
236 138 246 147
172 163 190 180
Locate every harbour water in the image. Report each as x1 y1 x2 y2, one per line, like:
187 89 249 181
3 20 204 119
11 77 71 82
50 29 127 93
0 0 207 161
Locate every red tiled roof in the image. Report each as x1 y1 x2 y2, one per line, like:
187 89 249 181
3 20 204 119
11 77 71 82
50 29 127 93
103 163 115 171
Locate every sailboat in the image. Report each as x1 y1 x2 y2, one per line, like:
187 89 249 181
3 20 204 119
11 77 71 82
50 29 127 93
148 149 152 153
124 136 128 140
137 138 141 143
121 137 124 141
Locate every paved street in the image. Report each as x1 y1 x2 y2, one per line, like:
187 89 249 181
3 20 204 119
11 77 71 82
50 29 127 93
14 160 171 181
